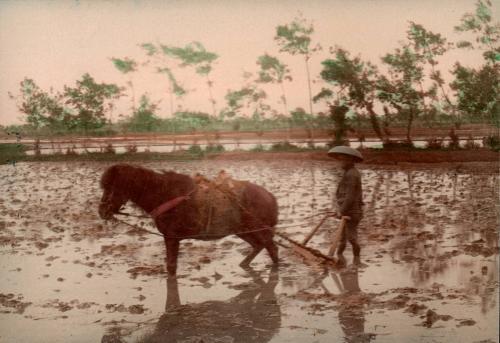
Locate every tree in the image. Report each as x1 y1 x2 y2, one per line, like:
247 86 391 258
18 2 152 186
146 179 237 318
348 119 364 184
256 54 292 116
9 78 68 131
162 42 219 116
452 0 500 127
126 94 160 132
406 22 453 122
111 57 137 112
318 47 387 143
140 42 186 116
376 21 452 144
450 63 499 126
224 86 267 119
63 73 122 132
454 0 499 63
275 14 320 116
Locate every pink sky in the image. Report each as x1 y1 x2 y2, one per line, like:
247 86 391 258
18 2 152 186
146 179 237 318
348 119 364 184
0 0 494 125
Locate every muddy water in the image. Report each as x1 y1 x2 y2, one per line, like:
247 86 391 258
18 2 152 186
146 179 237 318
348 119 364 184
0 161 498 343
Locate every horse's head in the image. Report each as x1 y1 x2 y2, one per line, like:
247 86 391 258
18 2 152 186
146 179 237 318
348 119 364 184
98 164 130 220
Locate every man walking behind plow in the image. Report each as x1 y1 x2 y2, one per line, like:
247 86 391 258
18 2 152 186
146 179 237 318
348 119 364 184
328 146 364 264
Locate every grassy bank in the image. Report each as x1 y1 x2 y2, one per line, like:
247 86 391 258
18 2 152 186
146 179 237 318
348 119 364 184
0 143 27 164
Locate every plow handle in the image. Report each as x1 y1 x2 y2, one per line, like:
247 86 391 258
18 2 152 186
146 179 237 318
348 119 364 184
327 216 349 257
301 212 335 245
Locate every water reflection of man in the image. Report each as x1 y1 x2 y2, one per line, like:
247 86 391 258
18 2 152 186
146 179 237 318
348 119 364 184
143 267 281 343
328 146 364 259
332 260 373 343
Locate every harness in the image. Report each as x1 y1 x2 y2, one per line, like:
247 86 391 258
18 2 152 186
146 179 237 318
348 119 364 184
149 189 196 219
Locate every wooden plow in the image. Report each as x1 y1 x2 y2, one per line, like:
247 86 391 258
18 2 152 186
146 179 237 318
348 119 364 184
275 213 349 266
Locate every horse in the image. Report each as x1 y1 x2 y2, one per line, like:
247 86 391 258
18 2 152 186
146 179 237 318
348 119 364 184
98 163 279 275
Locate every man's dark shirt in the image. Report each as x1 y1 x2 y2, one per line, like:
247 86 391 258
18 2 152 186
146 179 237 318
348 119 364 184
336 166 363 217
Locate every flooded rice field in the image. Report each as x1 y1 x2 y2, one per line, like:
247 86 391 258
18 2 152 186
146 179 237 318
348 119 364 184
0 160 498 343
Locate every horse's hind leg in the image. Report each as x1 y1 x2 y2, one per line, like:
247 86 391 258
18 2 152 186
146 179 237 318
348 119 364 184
238 233 264 267
261 229 279 264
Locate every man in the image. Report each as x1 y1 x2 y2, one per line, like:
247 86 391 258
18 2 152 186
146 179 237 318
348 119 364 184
328 146 364 259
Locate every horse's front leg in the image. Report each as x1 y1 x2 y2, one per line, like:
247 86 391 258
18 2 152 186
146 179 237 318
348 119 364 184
164 238 180 276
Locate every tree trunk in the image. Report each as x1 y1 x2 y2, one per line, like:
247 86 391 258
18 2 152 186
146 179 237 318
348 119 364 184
129 76 136 113
168 84 174 117
304 57 315 146
206 75 217 117
365 102 386 143
279 82 288 116
406 109 414 144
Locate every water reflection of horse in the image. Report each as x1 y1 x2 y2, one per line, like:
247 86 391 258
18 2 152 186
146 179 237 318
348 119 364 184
98 164 279 275
139 267 281 343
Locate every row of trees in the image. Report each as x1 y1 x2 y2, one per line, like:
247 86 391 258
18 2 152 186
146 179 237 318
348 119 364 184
8 1 499 145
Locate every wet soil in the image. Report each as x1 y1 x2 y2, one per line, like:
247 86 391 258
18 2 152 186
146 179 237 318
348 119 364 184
211 148 499 165
0 160 498 343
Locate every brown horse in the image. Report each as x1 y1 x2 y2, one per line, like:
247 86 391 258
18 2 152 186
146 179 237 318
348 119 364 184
98 163 279 275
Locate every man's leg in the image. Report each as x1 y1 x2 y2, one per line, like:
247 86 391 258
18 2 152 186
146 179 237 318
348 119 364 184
346 217 361 257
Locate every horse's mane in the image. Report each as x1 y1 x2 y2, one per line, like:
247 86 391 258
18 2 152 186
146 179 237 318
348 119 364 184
100 163 193 198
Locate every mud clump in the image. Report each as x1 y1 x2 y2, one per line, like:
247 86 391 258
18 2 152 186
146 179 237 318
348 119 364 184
421 309 453 328
386 294 411 310
0 293 32 314
405 303 427 315
126 264 165 278
457 319 476 327
105 303 146 314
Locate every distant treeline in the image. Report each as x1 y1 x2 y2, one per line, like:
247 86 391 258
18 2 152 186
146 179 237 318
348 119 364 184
5 1 498 147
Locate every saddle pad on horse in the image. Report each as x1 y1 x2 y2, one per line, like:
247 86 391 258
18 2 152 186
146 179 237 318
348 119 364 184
192 175 248 239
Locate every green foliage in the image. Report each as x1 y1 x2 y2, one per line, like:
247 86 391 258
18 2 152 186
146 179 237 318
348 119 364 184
157 67 186 96
125 95 160 132
451 1 499 126
407 22 449 63
290 107 312 124
63 73 123 132
454 0 499 63
161 41 218 115
139 43 158 56
329 105 351 146
251 144 267 152
10 75 121 133
161 42 218 75
274 15 314 55
320 48 378 106
450 63 500 126
187 144 204 155
157 111 216 133
256 54 291 83
0 143 27 164
205 144 225 153
319 47 385 141
111 57 137 74
9 78 67 129
224 86 267 118
483 135 500 150
269 141 301 151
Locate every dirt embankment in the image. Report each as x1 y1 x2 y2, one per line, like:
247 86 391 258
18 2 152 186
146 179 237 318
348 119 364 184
211 148 499 167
